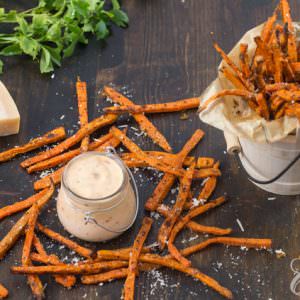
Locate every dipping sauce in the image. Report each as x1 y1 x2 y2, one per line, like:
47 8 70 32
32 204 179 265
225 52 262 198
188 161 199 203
57 152 138 242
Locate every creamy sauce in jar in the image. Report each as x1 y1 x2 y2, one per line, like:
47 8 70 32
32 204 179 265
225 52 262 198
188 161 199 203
57 152 138 242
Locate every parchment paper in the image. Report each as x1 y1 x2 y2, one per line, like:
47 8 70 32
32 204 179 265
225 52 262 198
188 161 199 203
199 23 299 143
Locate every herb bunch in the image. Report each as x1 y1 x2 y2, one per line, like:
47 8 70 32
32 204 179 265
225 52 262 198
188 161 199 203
0 0 128 74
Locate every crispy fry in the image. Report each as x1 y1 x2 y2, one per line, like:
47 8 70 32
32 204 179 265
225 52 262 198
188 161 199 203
213 42 252 91
0 127 66 163
253 56 266 90
22 203 39 266
239 44 251 78
37 223 93 258
97 251 232 299
0 284 8 299
281 0 297 62
274 103 287 119
103 86 172 152
121 151 195 168
199 89 256 112
272 42 284 83
291 62 300 73
104 97 200 114
282 58 296 82
185 161 219 210
254 37 274 75
27 132 113 173
158 162 195 249
22 203 44 299
265 83 297 92
81 268 129 284
111 127 183 176
32 235 76 289
157 204 231 236
11 261 129 275
196 157 215 169
76 79 89 152
193 167 221 179
221 67 247 90
0 184 54 260
124 217 153 300
145 130 205 211
256 93 270 120
261 6 278 43
0 189 48 221
168 196 226 266
21 114 117 168
180 237 272 257
275 89 300 101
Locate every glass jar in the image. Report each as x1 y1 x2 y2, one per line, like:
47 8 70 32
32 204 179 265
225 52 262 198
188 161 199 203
57 151 139 242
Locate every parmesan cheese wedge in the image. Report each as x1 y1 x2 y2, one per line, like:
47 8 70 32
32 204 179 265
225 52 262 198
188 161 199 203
0 81 20 136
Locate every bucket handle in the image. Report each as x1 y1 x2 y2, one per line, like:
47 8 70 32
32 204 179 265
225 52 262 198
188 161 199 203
224 130 300 185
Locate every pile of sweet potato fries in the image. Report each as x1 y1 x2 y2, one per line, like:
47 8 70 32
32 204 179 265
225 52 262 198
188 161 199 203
200 0 300 121
0 79 273 300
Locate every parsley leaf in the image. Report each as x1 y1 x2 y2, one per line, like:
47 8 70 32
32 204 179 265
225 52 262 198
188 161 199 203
0 0 128 74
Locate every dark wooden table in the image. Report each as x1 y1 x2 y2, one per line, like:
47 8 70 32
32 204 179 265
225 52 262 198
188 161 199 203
0 0 299 299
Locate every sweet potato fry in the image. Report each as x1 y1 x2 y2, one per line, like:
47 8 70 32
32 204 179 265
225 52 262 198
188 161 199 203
275 89 300 101
11 261 129 275
157 204 231 236
0 189 48 221
199 89 256 112
111 127 183 176
27 132 113 173
32 235 76 289
0 127 66 163
272 42 284 83
121 151 194 168
265 83 297 92
0 184 54 260
81 268 128 284
282 58 296 82
180 237 272 257
22 203 44 299
254 37 274 75
104 97 200 114
281 0 297 62
103 86 172 152
158 162 195 249
253 56 266 90
239 44 251 78
221 67 247 90
168 196 226 266
291 62 300 73
145 130 204 211
124 217 153 300
185 161 220 210
261 6 278 43
193 167 221 179
22 203 39 266
0 284 8 299
37 223 93 258
213 42 252 91
256 93 270 120
196 157 215 169
97 251 232 299
76 79 89 152
21 114 118 168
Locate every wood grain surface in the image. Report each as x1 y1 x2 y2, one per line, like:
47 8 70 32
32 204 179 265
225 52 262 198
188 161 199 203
0 0 299 299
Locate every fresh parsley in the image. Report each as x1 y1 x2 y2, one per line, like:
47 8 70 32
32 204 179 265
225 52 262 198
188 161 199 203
0 0 128 74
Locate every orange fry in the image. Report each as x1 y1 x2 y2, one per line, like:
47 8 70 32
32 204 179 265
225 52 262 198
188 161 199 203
32 235 76 289
37 223 93 258
103 86 172 152
27 132 113 173
239 44 251 78
0 184 54 260
104 97 200 114
0 189 48 221
0 127 66 163
168 196 226 266
145 130 204 211
21 114 117 168
199 89 256 112
81 268 129 284
111 127 183 176
261 6 278 43
221 67 247 90
124 217 153 300
281 0 297 62
158 162 195 249
157 204 231 236
76 79 89 152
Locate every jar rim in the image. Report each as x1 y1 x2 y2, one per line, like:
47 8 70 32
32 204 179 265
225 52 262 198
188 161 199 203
62 151 127 205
